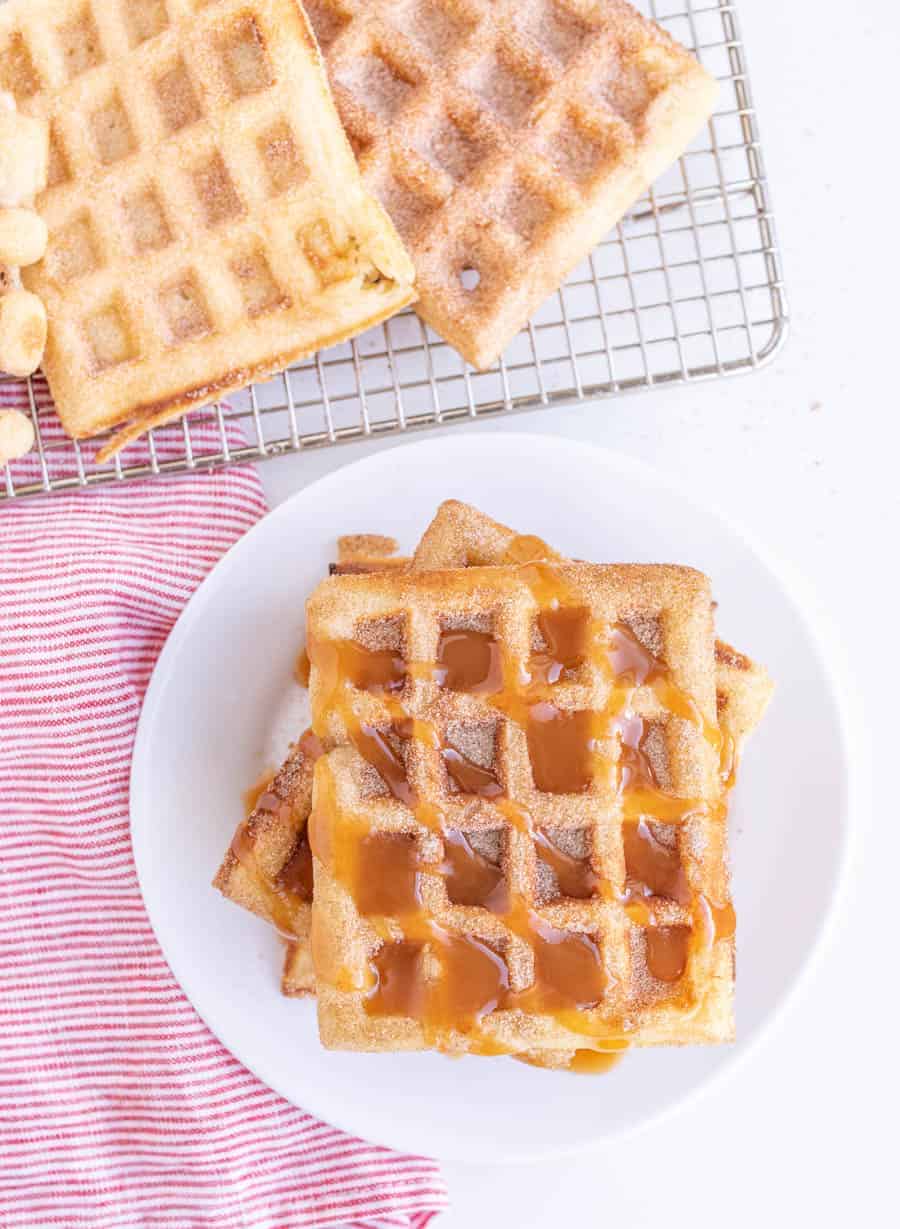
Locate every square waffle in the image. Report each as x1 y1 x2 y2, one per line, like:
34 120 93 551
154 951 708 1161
305 0 718 368
305 560 736 1056
0 0 416 455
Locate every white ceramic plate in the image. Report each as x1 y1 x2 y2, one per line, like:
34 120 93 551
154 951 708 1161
131 433 851 1163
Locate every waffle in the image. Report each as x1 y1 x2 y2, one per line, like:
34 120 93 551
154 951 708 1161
215 506 771 1011
212 734 319 990
305 0 718 369
413 500 775 764
0 0 416 455
331 532 410 575
306 559 738 1057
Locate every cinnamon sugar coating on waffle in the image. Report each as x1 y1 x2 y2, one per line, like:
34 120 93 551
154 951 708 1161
306 0 717 368
306 561 736 1056
414 500 774 750
213 507 770 1020
0 0 415 454
331 533 410 575
213 734 319 992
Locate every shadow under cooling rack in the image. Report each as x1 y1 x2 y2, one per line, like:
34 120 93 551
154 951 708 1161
1 0 788 502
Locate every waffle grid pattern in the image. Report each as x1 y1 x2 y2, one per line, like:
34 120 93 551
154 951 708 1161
308 565 730 1048
316 0 716 369
215 506 770 1014
1 0 413 448
2 0 786 500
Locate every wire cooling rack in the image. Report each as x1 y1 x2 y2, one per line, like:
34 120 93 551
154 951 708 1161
1 0 786 503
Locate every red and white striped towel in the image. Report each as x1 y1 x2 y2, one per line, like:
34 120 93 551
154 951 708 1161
0 390 448 1228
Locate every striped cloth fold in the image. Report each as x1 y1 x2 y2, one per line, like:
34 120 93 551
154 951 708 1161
0 385 447 1228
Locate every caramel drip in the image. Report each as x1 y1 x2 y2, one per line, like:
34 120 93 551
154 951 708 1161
243 770 275 818
367 941 426 1017
233 782 299 937
232 731 324 935
315 638 406 695
355 722 415 807
502 534 558 564
514 1045 627 1074
506 905 606 1012
530 606 589 683
441 830 506 910
608 624 666 684
645 925 691 982
526 703 595 794
435 629 502 694
295 648 311 688
531 926 606 1011
610 622 723 759
431 933 510 1025
623 818 691 905
696 895 736 942
366 930 510 1035
567 1048 626 1074
276 834 314 902
297 727 325 761
533 828 598 900
353 832 421 918
441 745 503 797
615 714 657 791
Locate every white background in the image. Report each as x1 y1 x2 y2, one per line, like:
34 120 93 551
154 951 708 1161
254 0 898 1224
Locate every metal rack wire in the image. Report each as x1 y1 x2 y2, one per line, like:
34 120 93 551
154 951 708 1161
1 0 787 502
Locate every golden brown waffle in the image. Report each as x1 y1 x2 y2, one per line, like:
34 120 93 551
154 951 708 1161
413 500 775 759
212 734 319 992
305 0 718 369
215 506 770 1013
0 0 415 455
306 561 735 1056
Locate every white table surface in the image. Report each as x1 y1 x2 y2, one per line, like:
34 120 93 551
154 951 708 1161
254 1 897 1223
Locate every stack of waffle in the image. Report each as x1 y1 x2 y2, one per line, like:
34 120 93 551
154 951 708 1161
215 502 772 1067
0 0 717 453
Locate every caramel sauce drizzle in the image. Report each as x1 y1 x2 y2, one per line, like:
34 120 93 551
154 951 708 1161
530 606 589 684
276 834 314 902
516 1044 627 1074
353 831 422 918
242 771 277 819
501 533 559 564
295 648 311 688
307 560 734 1061
623 818 691 907
566 1048 626 1074
435 629 502 694
441 830 507 910
526 704 595 795
645 926 691 982
441 745 503 798
533 827 599 901
232 727 324 929
232 730 324 937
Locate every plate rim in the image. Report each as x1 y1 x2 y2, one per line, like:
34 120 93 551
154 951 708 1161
130 430 858 1163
